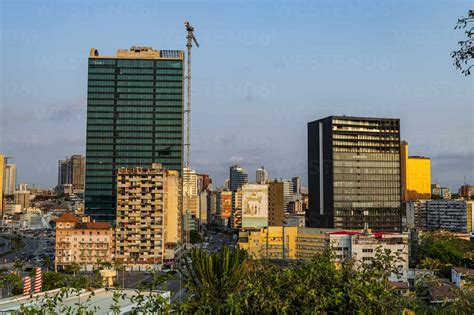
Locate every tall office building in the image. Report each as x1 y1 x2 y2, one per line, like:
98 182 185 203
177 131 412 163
3 164 17 196
282 179 294 213
256 166 268 184
230 165 248 191
308 116 402 232
115 163 180 269
400 142 431 200
85 46 184 221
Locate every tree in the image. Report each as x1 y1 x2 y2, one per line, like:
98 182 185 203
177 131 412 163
0 272 23 296
179 246 248 313
113 260 125 288
42 257 52 272
452 10 474 75
189 230 202 244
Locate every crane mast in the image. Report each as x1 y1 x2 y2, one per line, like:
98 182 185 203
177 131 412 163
183 21 199 247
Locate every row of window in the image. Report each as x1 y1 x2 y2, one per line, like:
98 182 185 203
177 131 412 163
333 153 400 161
87 125 181 132
89 80 182 87
88 87 182 93
89 68 182 74
89 59 182 68
88 74 181 81
333 161 400 168
89 99 182 106
87 107 181 113
87 138 180 144
88 118 181 125
334 181 400 188
333 167 400 175
333 188 400 195
88 93 182 100
87 151 181 158
333 174 400 181
86 157 180 163
333 201 401 208
87 112 181 119
87 144 178 150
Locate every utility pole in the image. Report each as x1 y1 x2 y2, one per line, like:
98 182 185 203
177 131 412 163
183 21 199 248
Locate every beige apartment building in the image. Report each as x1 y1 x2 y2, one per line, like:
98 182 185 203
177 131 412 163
55 213 114 271
115 163 180 270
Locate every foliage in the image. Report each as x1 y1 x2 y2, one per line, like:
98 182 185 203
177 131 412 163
190 230 203 244
0 272 23 295
417 231 474 269
178 245 248 313
452 10 474 75
42 271 103 291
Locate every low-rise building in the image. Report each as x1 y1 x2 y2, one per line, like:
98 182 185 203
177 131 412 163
330 231 409 282
238 226 332 260
55 213 114 271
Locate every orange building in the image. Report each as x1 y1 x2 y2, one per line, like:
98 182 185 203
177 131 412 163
55 213 114 271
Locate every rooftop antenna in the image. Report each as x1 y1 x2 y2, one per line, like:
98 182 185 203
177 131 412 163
183 21 199 247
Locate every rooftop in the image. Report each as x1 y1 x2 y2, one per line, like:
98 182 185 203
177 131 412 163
0 288 170 314
89 46 184 60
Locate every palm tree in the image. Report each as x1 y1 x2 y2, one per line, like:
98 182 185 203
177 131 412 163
42 257 51 272
113 260 125 288
180 246 248 311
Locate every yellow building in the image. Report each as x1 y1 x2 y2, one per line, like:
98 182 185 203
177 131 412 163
401 142 431 200
238 226 333 260
0 154 4 213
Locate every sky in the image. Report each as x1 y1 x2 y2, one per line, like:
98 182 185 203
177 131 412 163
1 0 473 190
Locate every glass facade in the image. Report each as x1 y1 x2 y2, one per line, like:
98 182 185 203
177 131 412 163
308 116 402 232
85 49 184 221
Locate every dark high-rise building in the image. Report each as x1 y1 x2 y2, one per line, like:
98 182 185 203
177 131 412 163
85 47 184 221
229 165 248 192
308 116 402 232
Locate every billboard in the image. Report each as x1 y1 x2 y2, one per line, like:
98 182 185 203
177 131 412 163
242 184 268 228
219 191 232 219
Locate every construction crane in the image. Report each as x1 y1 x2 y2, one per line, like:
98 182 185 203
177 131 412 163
183 21 199 247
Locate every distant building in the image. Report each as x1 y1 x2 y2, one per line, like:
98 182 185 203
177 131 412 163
268 181 284 226
183 167 199 230
256 166 268 184
55 213 114 271
425 200 473 232
284 214 305 227
14 190 30 210
57 155 85 194
229 165 248 192
115 163 180 270
431 184 451 200
400 142 431 200
329 231 409 282
241 184 268 229
224 179 230 190
292 177 300 194
238 226 332 260
308 116 402 232
451 267 474 289
458 184 474 199
3 164 17 196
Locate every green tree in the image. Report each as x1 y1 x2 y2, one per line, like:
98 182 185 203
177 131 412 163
190 230 202 244
179 246 248 313
0 272 23 296
42 257 52 272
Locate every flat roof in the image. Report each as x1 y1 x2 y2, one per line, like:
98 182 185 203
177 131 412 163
308 115 400 124
0 288 170 314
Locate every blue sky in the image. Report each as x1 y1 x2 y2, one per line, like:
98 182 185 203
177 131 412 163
1 0 473 190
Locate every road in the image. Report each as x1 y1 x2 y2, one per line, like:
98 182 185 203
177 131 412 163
0 232 55 269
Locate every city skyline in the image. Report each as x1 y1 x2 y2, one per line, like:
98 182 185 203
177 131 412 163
1 1 473 190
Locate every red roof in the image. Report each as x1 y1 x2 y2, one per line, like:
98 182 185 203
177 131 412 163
55 213 78 223
329 231 362 235
82 222 112 230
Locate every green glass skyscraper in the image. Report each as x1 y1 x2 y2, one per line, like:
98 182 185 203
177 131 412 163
85 46 184 221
